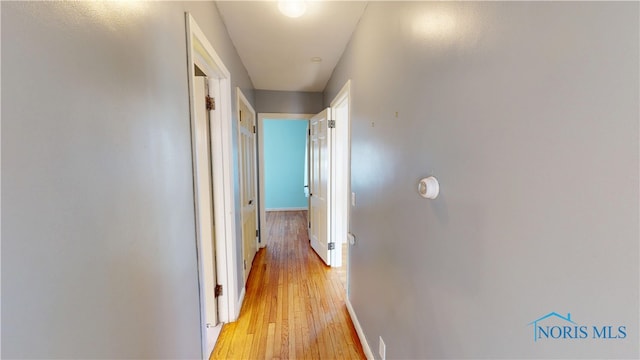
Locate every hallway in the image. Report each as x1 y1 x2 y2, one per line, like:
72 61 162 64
211 211 365 359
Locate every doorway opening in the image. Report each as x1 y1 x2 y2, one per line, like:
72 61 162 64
329 80 351 294
186 13 239 360
256 79 351 294
257 113 314 249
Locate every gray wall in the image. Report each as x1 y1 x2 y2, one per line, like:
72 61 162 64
255 90 323 114
1 1 253 358
325 2 639 359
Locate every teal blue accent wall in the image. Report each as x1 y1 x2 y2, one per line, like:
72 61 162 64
264 120 308 210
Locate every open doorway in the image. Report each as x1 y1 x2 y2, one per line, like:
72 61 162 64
263 119 309 211
186 13 240 359
257 113 314 249
329 81 351 294
306 89 350 292
256 79 351 293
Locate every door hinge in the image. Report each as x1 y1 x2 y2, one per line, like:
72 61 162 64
256 229 260 238
244 259 247 270
215 284 223 297
206 96 215 111
328 120 336 129
328 242 335 250
308 221 311 229
308 128 311 136
253 125 256 134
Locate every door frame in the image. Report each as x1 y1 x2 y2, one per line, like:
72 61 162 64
236 88 258 283
329 81 351 270
186 13 239 356
257 113 314 248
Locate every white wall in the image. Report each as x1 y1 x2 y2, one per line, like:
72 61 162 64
325 2 639 359
1 1 253 358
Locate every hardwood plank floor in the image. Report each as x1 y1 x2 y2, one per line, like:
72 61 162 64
211 210 365 360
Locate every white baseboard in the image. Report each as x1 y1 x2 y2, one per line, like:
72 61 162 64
235 286 246 320
204 323 223 360
266 207 307 212
346 298 375 360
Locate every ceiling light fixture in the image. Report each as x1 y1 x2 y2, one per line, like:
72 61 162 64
278 0 307 18
311 57 322 63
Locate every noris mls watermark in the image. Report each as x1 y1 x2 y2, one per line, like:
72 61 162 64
527 312 627 342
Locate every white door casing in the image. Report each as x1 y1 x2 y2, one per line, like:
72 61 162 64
309 108 332 266
329 80 351 269
186 13 239 359
237 89 258 283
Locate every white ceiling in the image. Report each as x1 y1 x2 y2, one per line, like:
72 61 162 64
216 1 367 92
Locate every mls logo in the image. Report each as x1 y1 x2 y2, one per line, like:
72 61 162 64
527 312 627 341
528 312 585 341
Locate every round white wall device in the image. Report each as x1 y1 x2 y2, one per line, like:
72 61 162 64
418 176 439 199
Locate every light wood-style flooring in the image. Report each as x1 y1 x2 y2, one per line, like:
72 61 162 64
211 210 365 360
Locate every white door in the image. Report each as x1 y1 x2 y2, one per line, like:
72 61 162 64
193 76 218 355
309 108 332 265
238 93 258 282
